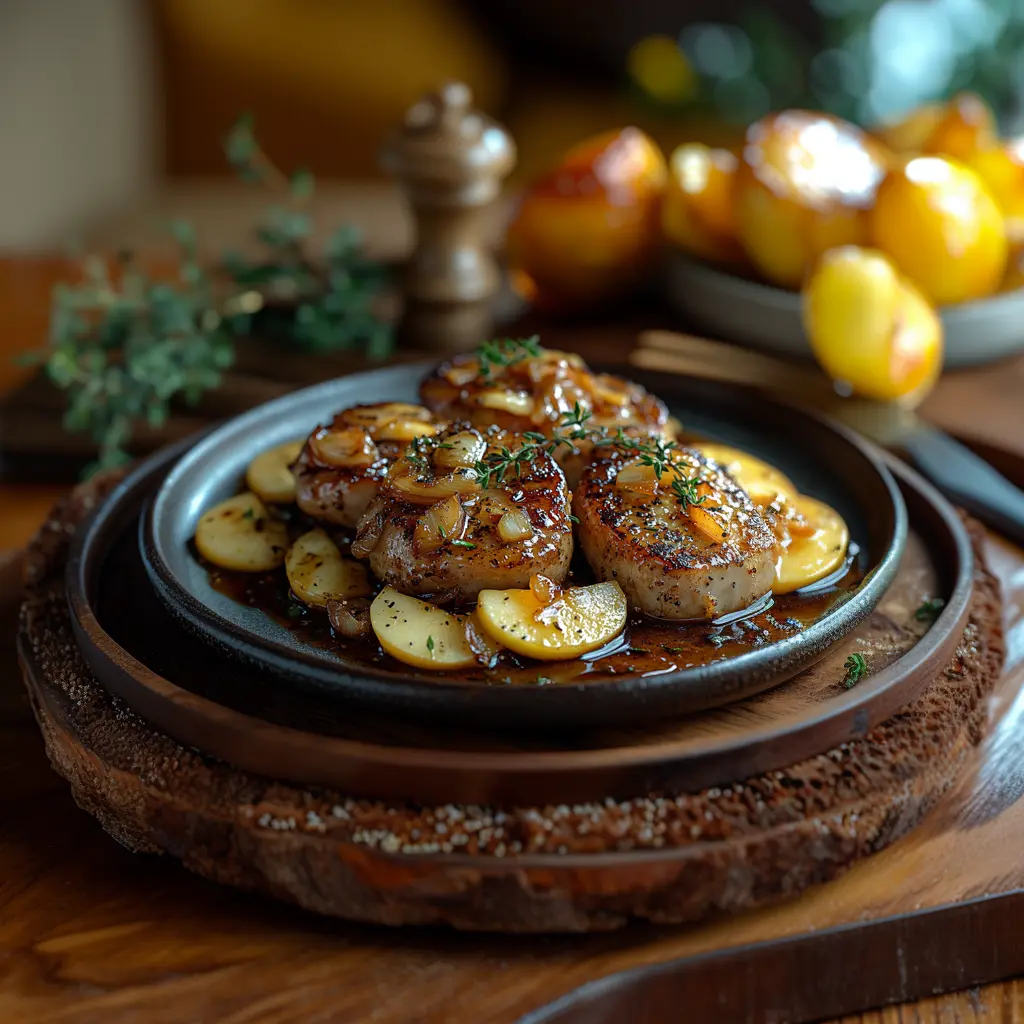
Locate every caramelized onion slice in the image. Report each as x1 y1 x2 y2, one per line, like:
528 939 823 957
310 427 379 468
590 376 632 408
378 419 438 442
444 363 479 387
328 597 371 638
414 495 466 553
498 509 534 542
465 611 503 664
340 403 437 442
615 462 659 496
476 388 534 416
434 431 487 470
387 466 481 505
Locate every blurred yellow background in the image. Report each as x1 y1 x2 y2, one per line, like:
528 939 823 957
0 0 733 250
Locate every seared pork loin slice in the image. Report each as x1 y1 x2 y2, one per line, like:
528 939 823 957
420 343 669 485
293 403 440 528
353 425 573 601
573 447 777 620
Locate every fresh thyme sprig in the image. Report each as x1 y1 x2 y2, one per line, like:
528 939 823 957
221 115 393 358
31 241 234 475
842 652 868 688
469 401 712 513
27 114 392 476
476 335 542 380
915 597 946 623
471 401 593 488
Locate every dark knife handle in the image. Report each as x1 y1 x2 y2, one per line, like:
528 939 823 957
900 425 1024 545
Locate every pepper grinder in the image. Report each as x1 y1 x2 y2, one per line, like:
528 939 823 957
381 81 516 352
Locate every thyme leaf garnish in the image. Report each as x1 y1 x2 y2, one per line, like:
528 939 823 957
842 652 868 688
471 400 711 513
915 597 946 623
476 335 542 380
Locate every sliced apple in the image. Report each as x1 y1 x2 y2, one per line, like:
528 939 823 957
774 495 850 594
245 440 304 504
285 528 371 608
370 586 481 670
194 492 289 572
476 580 627 661
697 443 797 506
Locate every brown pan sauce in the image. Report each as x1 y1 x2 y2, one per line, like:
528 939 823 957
205 506 863 687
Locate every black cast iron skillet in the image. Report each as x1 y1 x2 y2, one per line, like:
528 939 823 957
137 363 907 729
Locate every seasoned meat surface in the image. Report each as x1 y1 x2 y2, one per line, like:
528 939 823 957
573 448 777 620
352 424 573 600
293 403 440 528
419 341 669 485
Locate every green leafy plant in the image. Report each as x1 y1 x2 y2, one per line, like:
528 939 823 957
842 652 868 688
27 115 392 475
915 597 946 623
28 230 234 475
221 114 393 358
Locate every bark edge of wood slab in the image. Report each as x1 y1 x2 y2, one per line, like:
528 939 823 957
17 470 1005 933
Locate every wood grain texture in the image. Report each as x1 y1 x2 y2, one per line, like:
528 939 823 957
17 467 1003 931
4 216 1024 1018
4 473 1024 1021
844 981 1024 1023
70 449 971 813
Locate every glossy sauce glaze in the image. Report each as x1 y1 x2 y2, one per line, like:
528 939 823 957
204 509 863 687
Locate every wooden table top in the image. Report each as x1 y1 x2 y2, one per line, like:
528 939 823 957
3 182 1024 1022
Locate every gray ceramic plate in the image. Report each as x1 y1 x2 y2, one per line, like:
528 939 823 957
141 362 907 728
665 252 1024 369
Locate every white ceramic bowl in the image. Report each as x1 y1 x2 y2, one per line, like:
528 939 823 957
665 252 1024 368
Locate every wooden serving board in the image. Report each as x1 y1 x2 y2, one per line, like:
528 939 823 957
9 460 1024 1020
69 449 971 810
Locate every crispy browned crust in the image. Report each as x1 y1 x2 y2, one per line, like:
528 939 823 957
574 449 775 574
419 350 668 438
292 404 435 527
353 424 573 599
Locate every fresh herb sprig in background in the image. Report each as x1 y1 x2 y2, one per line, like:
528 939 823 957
27 115 392 475
26 231 233 475
221 114 393 357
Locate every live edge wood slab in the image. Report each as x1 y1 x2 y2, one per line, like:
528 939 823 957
7 464 1024 1022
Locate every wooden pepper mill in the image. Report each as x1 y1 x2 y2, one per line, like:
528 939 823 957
381 81 516 352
